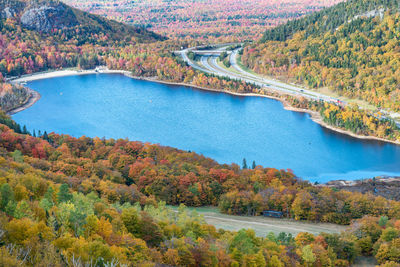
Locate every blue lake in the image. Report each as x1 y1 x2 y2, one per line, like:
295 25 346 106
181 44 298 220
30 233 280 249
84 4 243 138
12 73 400 182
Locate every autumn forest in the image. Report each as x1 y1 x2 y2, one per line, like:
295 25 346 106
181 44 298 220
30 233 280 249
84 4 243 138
2 0 400 266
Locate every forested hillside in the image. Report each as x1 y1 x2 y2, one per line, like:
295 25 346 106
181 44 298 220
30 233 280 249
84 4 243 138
0 0 162 42
0 0 163 111
61 0 343 41
0 113 399 265
3 0 400 266
0 111 399 225
242 0 400 110
0 0 259 113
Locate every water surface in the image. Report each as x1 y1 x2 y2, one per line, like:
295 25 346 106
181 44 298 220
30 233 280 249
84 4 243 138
12 74 400 182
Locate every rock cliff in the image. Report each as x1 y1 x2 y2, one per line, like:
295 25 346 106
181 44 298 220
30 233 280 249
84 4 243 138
20 3 78 32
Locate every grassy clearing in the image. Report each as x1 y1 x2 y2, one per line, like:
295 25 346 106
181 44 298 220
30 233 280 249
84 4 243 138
169 206 346 237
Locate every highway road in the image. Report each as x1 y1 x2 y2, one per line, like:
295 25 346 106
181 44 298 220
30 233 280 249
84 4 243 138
179 45 334 102
178 48 212 74
177 44 400 128
228 49 331 100
200 53 299 96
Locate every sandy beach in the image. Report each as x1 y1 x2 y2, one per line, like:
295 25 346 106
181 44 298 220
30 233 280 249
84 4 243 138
8 68 400 145
11 69 131 83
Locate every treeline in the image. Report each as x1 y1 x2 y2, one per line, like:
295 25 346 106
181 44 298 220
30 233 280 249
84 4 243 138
0 15 255 111
0 81 29 112
244 0 400 111
286 96 400 142
1 119 400 265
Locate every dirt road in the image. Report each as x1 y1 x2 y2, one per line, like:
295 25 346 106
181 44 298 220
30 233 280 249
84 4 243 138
181 207 346 236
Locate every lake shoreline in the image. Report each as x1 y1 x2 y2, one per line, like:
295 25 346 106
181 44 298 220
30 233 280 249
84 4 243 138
8 68 400 146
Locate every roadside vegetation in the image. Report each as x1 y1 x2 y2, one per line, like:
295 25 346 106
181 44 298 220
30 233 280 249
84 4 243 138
242 0 400 111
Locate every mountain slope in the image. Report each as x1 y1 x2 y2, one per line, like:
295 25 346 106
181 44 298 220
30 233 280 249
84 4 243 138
0 0 167 79
0 115 398 266
260 0 397 42
242 0 400 111
0 0 165 111
0 0 164 42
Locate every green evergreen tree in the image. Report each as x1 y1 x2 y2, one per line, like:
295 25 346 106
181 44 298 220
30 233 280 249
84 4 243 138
379 216 389 227
5 201 16 217
0 183 14 210
57 184 73 203
40 187 55 211
43 131 49 141
22 125 27 134
242 158 247 169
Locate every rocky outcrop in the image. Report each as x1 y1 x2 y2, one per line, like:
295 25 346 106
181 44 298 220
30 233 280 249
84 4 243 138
20 3 78 32
1 0 163 41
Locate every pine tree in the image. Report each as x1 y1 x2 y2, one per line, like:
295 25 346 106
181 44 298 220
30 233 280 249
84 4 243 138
40 187 55 211
16 124 22 133
5 200 16 217
0 183 14 210
57 184 72 203
242 158 247 169
43 131 49 141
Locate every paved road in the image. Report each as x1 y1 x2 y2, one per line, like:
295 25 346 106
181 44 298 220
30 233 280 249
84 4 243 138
178 44 400 125
229 49 331 100
176 44 233 75
178 48 212 74
179 45 335 102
